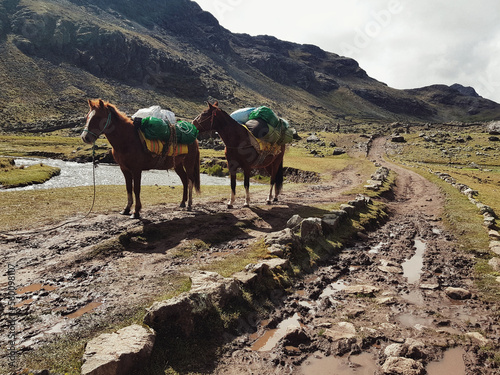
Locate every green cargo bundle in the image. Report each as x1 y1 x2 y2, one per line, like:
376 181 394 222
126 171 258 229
248 106 280 128
140 117 199 145
247 106 293 145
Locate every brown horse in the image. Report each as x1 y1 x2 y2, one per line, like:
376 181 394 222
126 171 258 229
193 102 284 208
81 99 200 218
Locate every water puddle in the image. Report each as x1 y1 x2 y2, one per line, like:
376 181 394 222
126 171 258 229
251 313 303 351
16 283 57 295
426 347 466 375
66 302 103 319
402 238 426 284
300 352 378 375
396 313 432 328
401 289 424 305
320 279 347 299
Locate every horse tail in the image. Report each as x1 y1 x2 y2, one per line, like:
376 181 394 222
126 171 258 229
193 141 201 193
275 160 284 194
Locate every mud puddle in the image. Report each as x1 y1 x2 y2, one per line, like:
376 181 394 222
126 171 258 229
401 238 425 284
251 313 303 352
426 347 466 375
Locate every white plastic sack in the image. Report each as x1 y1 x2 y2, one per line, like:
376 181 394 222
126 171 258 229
230 107 256 124
132 105 176 125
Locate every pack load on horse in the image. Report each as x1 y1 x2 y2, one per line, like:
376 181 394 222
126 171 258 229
81 99 200 218
193 102 286 208
230 106 294 145
131 106 199 156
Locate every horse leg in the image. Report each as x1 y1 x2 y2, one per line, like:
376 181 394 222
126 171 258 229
243 171 250 207
131 170 142 219
120 169 133 216
174 164 189 208
228 173 236 209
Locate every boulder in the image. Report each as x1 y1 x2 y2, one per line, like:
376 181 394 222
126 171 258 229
265 228 302 251
323 322 356 341
445 287 472 300
332 147 346 155
306 134 320 143
286 214 303 229
81 324 155 375
381 357 425 375
300 217 323 239
189 271 241 306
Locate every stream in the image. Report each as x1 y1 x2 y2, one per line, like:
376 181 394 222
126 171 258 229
2 157 233 191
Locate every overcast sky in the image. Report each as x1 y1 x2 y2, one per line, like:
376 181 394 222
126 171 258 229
193 0 500 104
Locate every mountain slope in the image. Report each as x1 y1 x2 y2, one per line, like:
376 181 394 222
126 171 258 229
0 0 499 131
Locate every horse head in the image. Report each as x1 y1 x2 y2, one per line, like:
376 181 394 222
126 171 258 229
192 101 221 133
81 99 116 144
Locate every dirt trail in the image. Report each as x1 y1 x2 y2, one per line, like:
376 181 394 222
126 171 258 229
1 136 499 374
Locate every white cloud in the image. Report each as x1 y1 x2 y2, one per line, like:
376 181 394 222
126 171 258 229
194 0 500 103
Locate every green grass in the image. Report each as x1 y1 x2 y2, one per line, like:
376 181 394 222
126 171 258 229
0 158 61 188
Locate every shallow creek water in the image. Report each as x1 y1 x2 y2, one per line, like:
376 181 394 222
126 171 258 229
2 157 232 191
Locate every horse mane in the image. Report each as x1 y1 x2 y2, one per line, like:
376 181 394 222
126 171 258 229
89 99 132 124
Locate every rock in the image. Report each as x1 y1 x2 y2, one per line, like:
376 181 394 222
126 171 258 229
265 228 302 251
246 258 291 275
384 343 404 357
490 241 500 256
81 324 155 375
323 322 356 341
378 265 403 274
488 136 500 142
419 283 440 290
488 257 500 272
300 217 323 239
381 357 425 375
489 229 500 240
340 204 356 216
445 287 472 300
283 326 310 346
267 244 285 257
391 135 406 143
189 271 241 306
487 121 500 135
344 285 380 296
332 148 346 155
306 134 320 143
232 271 258 286
466 332 492 346
322 210 348 234
371 166 390 181
286 214 303 229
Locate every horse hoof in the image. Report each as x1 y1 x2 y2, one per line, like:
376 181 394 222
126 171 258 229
243 203 250 208
120 209 131 216
227 204 233 209
266 200 272 205
273 197 279 202
130 213 141 219
179 202 186 208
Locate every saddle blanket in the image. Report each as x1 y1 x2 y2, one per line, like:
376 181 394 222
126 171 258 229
138 130 188 156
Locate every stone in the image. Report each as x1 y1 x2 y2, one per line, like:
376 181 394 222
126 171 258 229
488 257 500 272
445 287 472 300
489 229 500 240
378 265 403 274
419 283 440 290
466 332 491 346
323 322 356 341
340 204 356 216
81 324 155 375
246 258 291 274
332 147 346 155
381 357 425 375
232 271 258 286
384 343 404 357
189 271 241 306
286 214 303 229
344 285 380 296
306 134 320 143
371 166 390 181
391 135 406 143
489 241 500 256
300 217 323 239
283 326 310 346
264 228 302 251
267 244 285 257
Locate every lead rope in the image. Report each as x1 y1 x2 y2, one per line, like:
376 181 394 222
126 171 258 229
0 144 99 239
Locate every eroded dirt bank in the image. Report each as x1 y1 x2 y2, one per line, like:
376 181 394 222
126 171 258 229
1 137 499 374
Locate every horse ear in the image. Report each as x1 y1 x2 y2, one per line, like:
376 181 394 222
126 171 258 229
207 101 213 109
98 99 105 109
213 101 219 107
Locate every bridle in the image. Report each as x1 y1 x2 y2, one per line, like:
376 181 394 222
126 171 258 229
82 109 112 139
193 108 217 132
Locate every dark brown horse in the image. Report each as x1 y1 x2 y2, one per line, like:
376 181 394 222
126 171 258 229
193 102 284 208
81 99 200 218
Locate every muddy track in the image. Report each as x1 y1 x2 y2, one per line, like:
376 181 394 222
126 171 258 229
1 137 499 374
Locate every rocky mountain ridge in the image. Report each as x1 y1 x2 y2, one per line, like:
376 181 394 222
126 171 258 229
1 0 499 130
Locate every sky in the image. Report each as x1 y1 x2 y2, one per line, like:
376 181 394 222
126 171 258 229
193 0 500 103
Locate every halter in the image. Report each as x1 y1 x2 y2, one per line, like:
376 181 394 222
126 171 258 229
83 110 112 139
193 108 217 132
